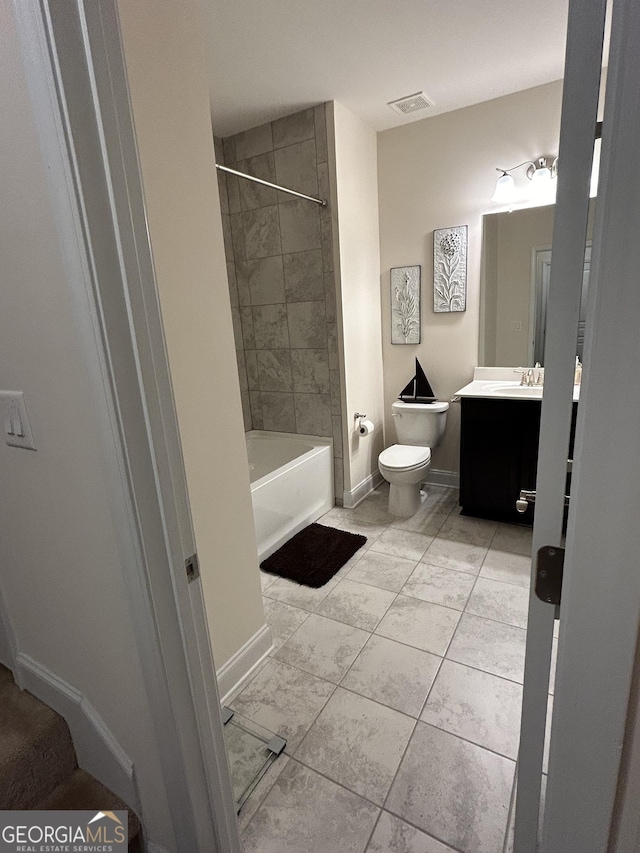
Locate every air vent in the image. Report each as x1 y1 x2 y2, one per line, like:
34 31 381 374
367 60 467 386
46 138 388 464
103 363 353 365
387 91 435 116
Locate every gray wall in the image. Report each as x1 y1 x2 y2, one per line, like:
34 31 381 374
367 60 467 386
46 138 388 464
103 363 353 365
215 105 344 499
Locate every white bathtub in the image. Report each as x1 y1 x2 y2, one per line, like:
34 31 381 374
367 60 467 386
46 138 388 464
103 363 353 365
246 430 334 562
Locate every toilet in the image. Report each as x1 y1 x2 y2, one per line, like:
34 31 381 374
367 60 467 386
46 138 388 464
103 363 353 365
378 400 449 517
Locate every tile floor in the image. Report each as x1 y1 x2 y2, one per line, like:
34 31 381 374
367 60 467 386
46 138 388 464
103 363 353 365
230 483 554 853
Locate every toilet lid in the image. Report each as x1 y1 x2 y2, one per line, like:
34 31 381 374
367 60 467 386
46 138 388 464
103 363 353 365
379 444 431 470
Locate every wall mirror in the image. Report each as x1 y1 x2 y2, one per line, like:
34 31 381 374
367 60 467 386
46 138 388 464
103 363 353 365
480 197 596 367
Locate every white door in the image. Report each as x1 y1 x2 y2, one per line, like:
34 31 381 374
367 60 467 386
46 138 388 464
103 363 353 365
515 0 640 850
541 0 640 847
513 0 608 849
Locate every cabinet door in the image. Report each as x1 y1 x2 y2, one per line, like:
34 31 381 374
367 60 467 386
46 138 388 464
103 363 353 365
460 406 518 517
460 399 541 524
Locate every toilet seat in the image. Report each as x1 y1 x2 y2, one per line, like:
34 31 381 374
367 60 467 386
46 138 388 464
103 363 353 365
378 444 431 471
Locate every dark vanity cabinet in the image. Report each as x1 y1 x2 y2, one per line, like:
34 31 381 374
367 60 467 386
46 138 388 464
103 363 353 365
459 398 577 525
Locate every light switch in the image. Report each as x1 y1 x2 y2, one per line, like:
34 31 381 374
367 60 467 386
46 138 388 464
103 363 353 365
0 391 37 450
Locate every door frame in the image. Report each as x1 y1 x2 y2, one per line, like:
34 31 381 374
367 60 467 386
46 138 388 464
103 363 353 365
531 243 591 365
514 0 607 845
12 0 241 850
531 245 552 366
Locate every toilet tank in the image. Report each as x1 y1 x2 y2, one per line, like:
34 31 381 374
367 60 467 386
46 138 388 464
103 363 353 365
392 400 449 447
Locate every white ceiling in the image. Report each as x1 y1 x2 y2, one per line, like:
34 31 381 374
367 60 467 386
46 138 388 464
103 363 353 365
202 0 570 138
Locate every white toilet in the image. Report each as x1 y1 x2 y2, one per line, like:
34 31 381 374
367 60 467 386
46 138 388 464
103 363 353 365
378 400 449 517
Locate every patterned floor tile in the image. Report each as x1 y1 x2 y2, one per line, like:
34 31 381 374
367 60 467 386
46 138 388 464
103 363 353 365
446 613 527 683
241 759 379 853
402 561 476 610
375 595 460 656
230 658 335 751
424 537 488 575
386 723 514 853
274 613 369 683
295 687 414 805
480 548 531 588
465 576 529 629
262 597 309 652
348 550 418 593
370 528 434 562
342 634 441 717
421 659 523 758
367 811 456 852
315 578 396 631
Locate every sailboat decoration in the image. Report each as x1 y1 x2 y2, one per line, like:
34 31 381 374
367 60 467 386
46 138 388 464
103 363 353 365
399 358 437 403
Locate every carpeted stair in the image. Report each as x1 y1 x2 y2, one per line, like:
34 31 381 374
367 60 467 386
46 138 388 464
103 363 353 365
0 664 141 849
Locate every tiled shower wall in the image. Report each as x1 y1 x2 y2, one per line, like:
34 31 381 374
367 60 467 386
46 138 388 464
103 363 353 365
215 105 344 500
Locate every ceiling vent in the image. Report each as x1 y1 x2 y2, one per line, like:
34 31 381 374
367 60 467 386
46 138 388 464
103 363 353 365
387 91 435 116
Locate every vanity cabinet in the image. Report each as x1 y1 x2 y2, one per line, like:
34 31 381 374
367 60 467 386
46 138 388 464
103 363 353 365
459 398 577 525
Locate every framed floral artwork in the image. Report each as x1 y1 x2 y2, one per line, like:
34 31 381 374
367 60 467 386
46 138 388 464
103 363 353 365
391 265 421 344
434 225 467 312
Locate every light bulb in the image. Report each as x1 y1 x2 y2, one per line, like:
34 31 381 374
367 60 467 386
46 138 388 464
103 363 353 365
491 172 515 203
530 165 552 185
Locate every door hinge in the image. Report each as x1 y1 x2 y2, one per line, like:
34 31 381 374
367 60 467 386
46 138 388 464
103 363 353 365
535 545 565 606
185 553 200 583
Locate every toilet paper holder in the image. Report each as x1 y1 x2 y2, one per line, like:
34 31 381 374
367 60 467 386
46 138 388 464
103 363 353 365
354 413 374 436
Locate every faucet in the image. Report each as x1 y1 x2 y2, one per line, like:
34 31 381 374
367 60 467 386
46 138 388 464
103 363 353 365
514 361 544 388
514 366 544 387
514 368 533 386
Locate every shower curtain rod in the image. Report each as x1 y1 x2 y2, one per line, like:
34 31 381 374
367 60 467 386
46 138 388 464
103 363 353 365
215 163 327 207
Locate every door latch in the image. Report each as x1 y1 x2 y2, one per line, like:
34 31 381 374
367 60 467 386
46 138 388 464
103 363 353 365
535 545 565 606
185 553 200 583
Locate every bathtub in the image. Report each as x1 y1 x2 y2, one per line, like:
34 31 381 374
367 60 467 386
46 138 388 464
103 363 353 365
246 430 334 561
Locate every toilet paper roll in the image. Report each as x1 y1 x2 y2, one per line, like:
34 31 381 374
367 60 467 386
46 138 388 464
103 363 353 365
358 418 374 436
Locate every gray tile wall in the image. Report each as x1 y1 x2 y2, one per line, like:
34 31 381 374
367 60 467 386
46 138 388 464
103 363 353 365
215 106 344 500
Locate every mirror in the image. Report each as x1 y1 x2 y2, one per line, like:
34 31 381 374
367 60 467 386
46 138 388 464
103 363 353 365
480 198 596 366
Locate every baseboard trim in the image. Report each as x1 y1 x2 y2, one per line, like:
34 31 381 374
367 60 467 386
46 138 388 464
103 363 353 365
15 653 139 813
343 470 384 509
424 468 460 489
217 623 273 706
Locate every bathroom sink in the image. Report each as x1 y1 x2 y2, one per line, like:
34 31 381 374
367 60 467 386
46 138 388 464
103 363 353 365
455 370 580 402
481 382 544 398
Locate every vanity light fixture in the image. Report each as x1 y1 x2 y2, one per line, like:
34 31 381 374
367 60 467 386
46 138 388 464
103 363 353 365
491 157 558 202
491 171 516 203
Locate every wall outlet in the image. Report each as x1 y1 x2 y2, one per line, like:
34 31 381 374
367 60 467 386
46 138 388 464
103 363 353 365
510 320 523 332
0 391 37 450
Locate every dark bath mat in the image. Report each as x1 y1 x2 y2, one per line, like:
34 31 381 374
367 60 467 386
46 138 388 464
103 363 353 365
260 523 367 588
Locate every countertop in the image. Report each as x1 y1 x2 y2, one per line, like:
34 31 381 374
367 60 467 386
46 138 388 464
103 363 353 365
455 367 581 402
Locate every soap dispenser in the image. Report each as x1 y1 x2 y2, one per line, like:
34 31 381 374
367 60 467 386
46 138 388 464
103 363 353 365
574 356 582 385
